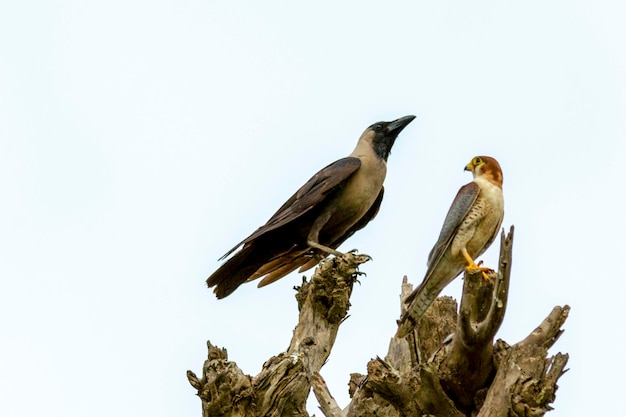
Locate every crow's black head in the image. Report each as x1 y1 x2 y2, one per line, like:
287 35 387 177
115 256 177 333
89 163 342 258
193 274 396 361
368 115 415 161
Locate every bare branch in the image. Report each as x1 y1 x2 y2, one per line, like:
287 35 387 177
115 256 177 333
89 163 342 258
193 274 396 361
435 227 514 411
473 226 514 341
311 372 344 417
519 305 570 350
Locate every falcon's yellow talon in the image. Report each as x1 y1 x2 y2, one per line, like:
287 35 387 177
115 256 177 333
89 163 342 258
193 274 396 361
463 252 493 280
465 265 493 280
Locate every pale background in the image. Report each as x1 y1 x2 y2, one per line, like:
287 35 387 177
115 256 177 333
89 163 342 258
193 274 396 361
1 1 624 416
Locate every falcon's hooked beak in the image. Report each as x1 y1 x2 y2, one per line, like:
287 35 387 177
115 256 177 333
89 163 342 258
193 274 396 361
464 156 484 172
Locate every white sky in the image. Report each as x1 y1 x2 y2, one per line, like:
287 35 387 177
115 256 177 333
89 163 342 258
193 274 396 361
1 1 624 416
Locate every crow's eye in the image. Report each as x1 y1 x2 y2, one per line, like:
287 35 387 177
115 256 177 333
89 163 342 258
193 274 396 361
373 124 383 131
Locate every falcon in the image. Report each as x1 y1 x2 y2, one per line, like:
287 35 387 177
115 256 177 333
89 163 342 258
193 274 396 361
207 115 416 298
396 155 504 338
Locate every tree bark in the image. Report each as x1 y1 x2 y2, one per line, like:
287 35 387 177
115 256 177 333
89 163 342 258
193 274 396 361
188 252 370 417
188 226 569 416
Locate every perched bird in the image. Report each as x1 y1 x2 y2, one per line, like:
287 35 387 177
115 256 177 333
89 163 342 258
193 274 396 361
396 156 504 338
207 115 416 298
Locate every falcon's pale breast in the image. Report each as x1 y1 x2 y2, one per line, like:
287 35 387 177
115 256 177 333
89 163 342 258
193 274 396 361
451 177 504 258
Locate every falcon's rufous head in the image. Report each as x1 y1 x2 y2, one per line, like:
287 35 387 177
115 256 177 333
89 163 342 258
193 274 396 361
464 156 503 189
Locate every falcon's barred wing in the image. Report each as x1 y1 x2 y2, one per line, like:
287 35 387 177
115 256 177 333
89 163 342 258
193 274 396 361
426 182 480 268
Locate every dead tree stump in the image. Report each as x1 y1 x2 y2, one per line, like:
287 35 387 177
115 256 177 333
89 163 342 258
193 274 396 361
189 227 569 416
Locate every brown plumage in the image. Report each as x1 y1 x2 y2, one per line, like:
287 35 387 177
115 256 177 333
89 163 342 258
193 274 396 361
206 115 415 298
396 155 504 338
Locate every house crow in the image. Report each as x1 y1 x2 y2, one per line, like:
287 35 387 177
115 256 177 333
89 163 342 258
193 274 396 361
206 115 415 298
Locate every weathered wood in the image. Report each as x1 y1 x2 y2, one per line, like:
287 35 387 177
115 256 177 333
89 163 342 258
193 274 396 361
189 226 569 417
187 252 370 417
437 227 515 411
311 372 343 417
335 226 568 416
477 306 570 417
186 342 254 417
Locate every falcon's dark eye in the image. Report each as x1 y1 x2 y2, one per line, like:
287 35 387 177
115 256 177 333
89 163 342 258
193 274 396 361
474 157 483 165
373 124 383 131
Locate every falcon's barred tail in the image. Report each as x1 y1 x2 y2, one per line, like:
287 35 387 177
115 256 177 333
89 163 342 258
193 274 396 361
396 276 443 338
